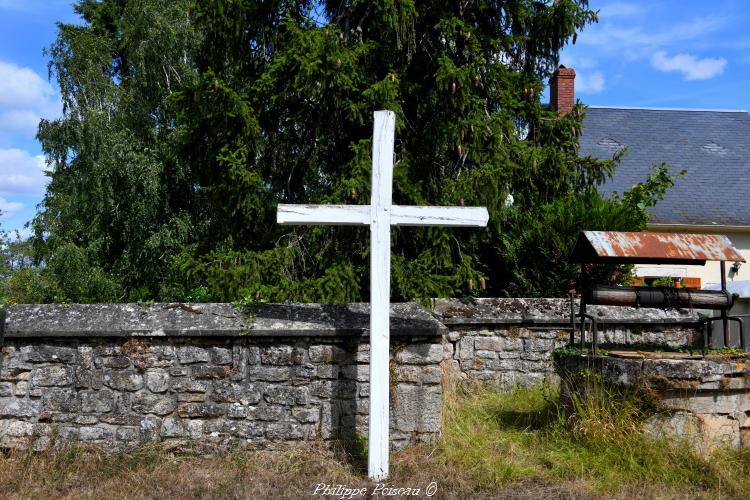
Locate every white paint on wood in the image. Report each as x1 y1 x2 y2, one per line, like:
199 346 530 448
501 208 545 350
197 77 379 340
367 109 395 481
277 204 369 225
390 205 489 227
275 110 489 480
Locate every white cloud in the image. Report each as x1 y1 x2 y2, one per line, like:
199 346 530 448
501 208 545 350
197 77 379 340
0 61 61 141
598 2 643 19
0 148 49 196
650 51 727 80
580 17 727 58
0 62 56 109
575 71 606 93
0 196 23 218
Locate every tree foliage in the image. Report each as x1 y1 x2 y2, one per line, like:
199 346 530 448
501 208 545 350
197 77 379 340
16 0 680 304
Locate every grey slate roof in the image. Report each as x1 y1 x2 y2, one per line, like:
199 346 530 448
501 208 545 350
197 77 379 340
579 107 750 227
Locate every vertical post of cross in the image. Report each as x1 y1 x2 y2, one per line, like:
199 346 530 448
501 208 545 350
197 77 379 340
367 110 395 481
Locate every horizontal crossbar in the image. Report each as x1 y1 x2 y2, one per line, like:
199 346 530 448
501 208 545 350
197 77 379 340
277 204 488 227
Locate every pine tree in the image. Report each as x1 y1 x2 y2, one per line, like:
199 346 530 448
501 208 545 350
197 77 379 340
20 0 677 304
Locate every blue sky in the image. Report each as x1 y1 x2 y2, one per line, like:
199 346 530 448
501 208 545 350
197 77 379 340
1 0 750 235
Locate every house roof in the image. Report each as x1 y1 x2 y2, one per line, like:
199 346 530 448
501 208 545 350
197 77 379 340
579 106 750 227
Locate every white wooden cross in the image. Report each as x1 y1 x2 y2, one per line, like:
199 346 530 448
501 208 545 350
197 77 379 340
277 110 488 480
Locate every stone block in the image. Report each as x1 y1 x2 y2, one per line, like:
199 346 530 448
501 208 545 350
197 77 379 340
139 415 162 441
228 421 263 438
355 344 370 363
6 421 34 437
456 336 474 360
161 416 185 437
309 345 348 364
192 365 230 380
75 368 103 390
13 381 27 397
177 346 210 364
170 379 207 393
42 388 79 413
698 413 740 449
104 356 131 369
31 366 74 387
523 338 556 352
79 426 112 442
396 366 421 384
116 427 139 442
474 337 503 351
292 407 319 423
210 381 261 405
264 386 310 405
231 345 247 381
247 366 291 382
0 398 41 417
252 405 284 421
227 404 249 419
99 415 142 426
211 347 232 365
178 403 225 418
475 350 498 359
421 366 442 385
396 344 443 365
316 365 338 379
265 421 304 440
75 415 99 425
247 346 261 365
177 393 206 402
340 365 369 382
293 364 316 379
392 385 441 433
261 346 305 365
23 345 77 364
132 392 177 416
145 369 169 393
186 419 203 438
103 370 144 391
662 393 740 414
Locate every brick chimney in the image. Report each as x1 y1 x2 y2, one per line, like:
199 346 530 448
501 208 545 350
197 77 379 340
550 65 576 114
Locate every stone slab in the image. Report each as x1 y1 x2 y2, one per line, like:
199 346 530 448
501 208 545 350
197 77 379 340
3 303 445 338
433 298 702 326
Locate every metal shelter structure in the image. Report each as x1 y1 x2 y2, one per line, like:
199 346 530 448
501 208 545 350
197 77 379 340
570 231 746 353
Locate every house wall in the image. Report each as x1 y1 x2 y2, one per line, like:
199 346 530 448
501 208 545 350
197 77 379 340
637 228 750 287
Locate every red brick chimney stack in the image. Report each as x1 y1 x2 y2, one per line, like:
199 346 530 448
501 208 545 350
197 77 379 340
550 65 576 114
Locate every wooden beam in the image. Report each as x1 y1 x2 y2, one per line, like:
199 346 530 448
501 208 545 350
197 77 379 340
276 204 369 225
391 205 489 227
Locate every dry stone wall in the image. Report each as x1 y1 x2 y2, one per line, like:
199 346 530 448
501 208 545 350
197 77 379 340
0 303 443 451
0 299 704 450
434 298 703 388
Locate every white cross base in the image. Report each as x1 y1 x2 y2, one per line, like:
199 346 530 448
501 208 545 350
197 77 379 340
277 110 488 480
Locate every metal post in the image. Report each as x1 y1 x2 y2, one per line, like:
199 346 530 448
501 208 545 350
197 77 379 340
0 308 5 355
569 291 576 347
720 260 730 347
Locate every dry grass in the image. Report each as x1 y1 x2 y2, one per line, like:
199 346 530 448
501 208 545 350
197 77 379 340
0 382 748 499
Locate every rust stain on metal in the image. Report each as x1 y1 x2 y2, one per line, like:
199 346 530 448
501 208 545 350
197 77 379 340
571 231 745 264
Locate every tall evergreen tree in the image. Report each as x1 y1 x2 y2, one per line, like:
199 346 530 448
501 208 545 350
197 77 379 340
21 0 677 304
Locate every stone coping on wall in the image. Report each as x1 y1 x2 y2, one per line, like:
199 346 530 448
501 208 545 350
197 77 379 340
556 353 750 392
432 298 703 326
2 303 446 338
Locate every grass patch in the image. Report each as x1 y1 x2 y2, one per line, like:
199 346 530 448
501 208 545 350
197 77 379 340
1 381 749 498
438 379 750 498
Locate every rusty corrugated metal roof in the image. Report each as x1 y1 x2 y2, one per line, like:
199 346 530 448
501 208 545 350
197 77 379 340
570 231 746 264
